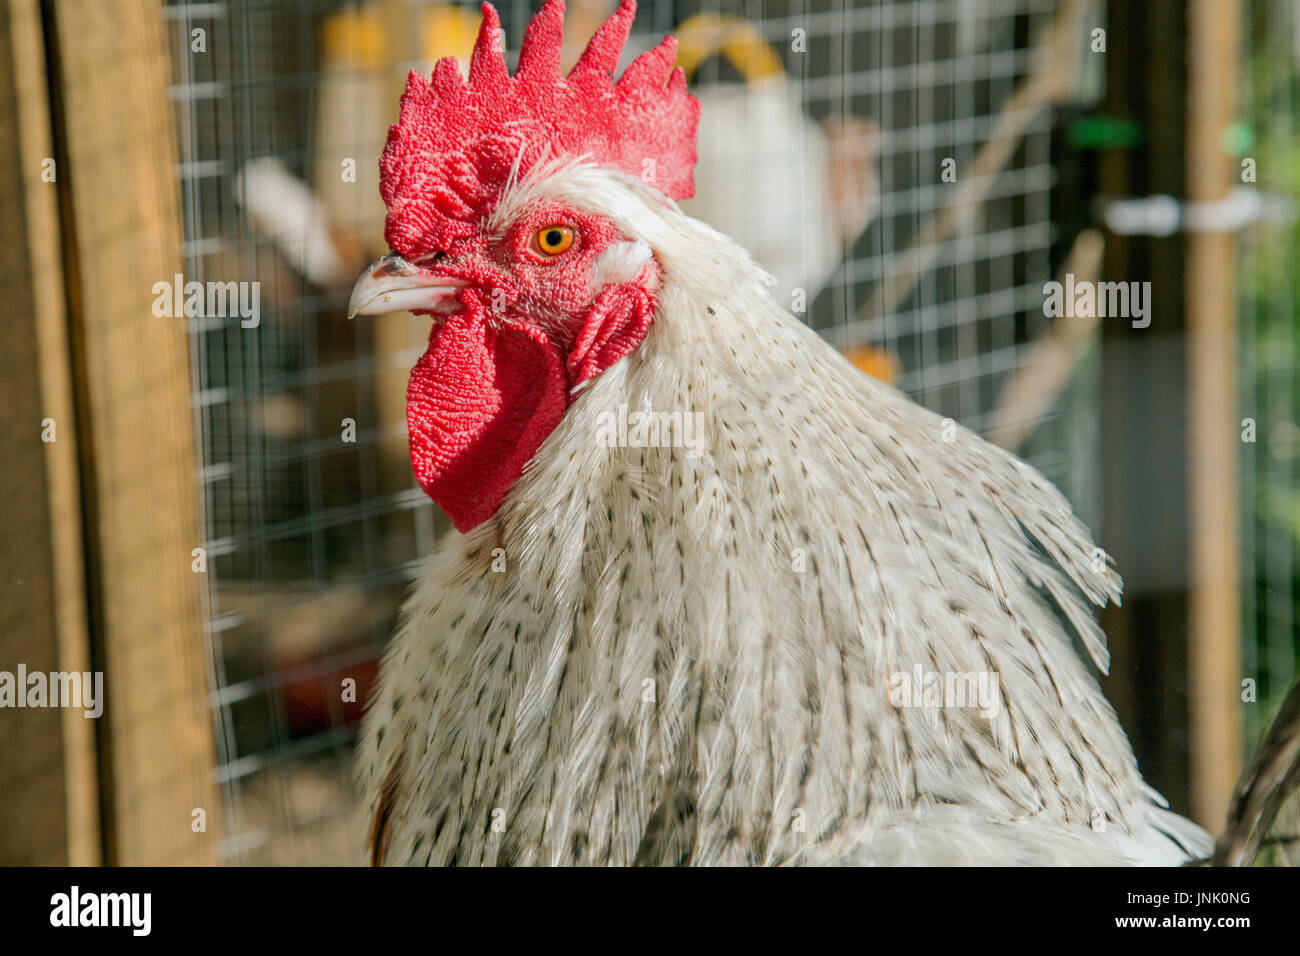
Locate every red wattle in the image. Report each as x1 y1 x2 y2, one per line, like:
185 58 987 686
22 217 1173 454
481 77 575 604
406 283 655 532
566 282 654 388
406 304 567 532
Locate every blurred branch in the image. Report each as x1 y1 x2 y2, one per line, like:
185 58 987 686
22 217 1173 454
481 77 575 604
987 228 1105 452
1214 678 1300 866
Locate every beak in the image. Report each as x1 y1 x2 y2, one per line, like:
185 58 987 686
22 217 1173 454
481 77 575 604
347 254 470 318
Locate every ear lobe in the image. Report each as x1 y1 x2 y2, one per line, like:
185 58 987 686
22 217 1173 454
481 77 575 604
566 280 655 388
587 239 652 291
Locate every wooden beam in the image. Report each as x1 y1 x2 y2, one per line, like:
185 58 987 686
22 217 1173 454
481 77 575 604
0 0 99 867
43 0 219 865
1185 0 1242 830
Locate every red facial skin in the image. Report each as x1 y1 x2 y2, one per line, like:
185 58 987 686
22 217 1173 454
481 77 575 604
375 0 696 531
399 201 658 532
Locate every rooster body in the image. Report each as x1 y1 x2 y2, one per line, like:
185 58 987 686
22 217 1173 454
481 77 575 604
352 0 1210 866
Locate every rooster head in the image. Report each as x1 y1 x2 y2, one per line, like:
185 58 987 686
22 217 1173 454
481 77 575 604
349 0 699 532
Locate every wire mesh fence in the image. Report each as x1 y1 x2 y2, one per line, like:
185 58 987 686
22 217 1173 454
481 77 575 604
1240 0 1300 749
165 0 1103 864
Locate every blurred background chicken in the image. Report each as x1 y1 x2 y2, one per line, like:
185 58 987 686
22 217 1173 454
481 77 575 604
674 13 880 311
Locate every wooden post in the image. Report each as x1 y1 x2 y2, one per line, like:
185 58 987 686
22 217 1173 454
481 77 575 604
1099 0 1244 830
1185 0 1242 830
39 0 220 864
0 0 98 867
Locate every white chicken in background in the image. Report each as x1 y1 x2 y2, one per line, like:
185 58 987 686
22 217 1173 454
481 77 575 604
236 156 351 289
674 14 880 312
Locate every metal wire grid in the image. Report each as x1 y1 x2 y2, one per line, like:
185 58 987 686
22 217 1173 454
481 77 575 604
164 0 1094 863
1240 0 1299 742
742 0 1097 517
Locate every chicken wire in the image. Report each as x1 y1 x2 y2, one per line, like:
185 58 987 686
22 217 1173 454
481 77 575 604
1240 0 1300 748
165 0 1099 864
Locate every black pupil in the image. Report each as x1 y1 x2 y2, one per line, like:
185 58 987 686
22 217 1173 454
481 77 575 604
546 229 563 247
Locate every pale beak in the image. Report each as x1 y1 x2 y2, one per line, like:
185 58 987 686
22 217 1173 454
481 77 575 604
347 254 470 318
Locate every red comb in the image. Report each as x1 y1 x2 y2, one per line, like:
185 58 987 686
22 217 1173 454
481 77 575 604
380 0 700 256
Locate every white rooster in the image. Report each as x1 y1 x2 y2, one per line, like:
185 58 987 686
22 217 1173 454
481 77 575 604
350 0 1210 866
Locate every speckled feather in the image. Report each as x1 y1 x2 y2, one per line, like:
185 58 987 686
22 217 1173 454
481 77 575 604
356 163 1211 866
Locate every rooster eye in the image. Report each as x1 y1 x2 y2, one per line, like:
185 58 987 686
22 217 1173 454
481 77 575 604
534 225 575 257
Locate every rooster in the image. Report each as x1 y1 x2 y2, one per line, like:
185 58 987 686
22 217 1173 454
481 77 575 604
350 0 1211 866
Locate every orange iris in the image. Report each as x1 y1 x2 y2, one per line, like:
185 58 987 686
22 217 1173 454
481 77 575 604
535 225 575 256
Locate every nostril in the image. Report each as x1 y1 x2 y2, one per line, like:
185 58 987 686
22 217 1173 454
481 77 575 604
414 251 447 266
374 253 415 277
